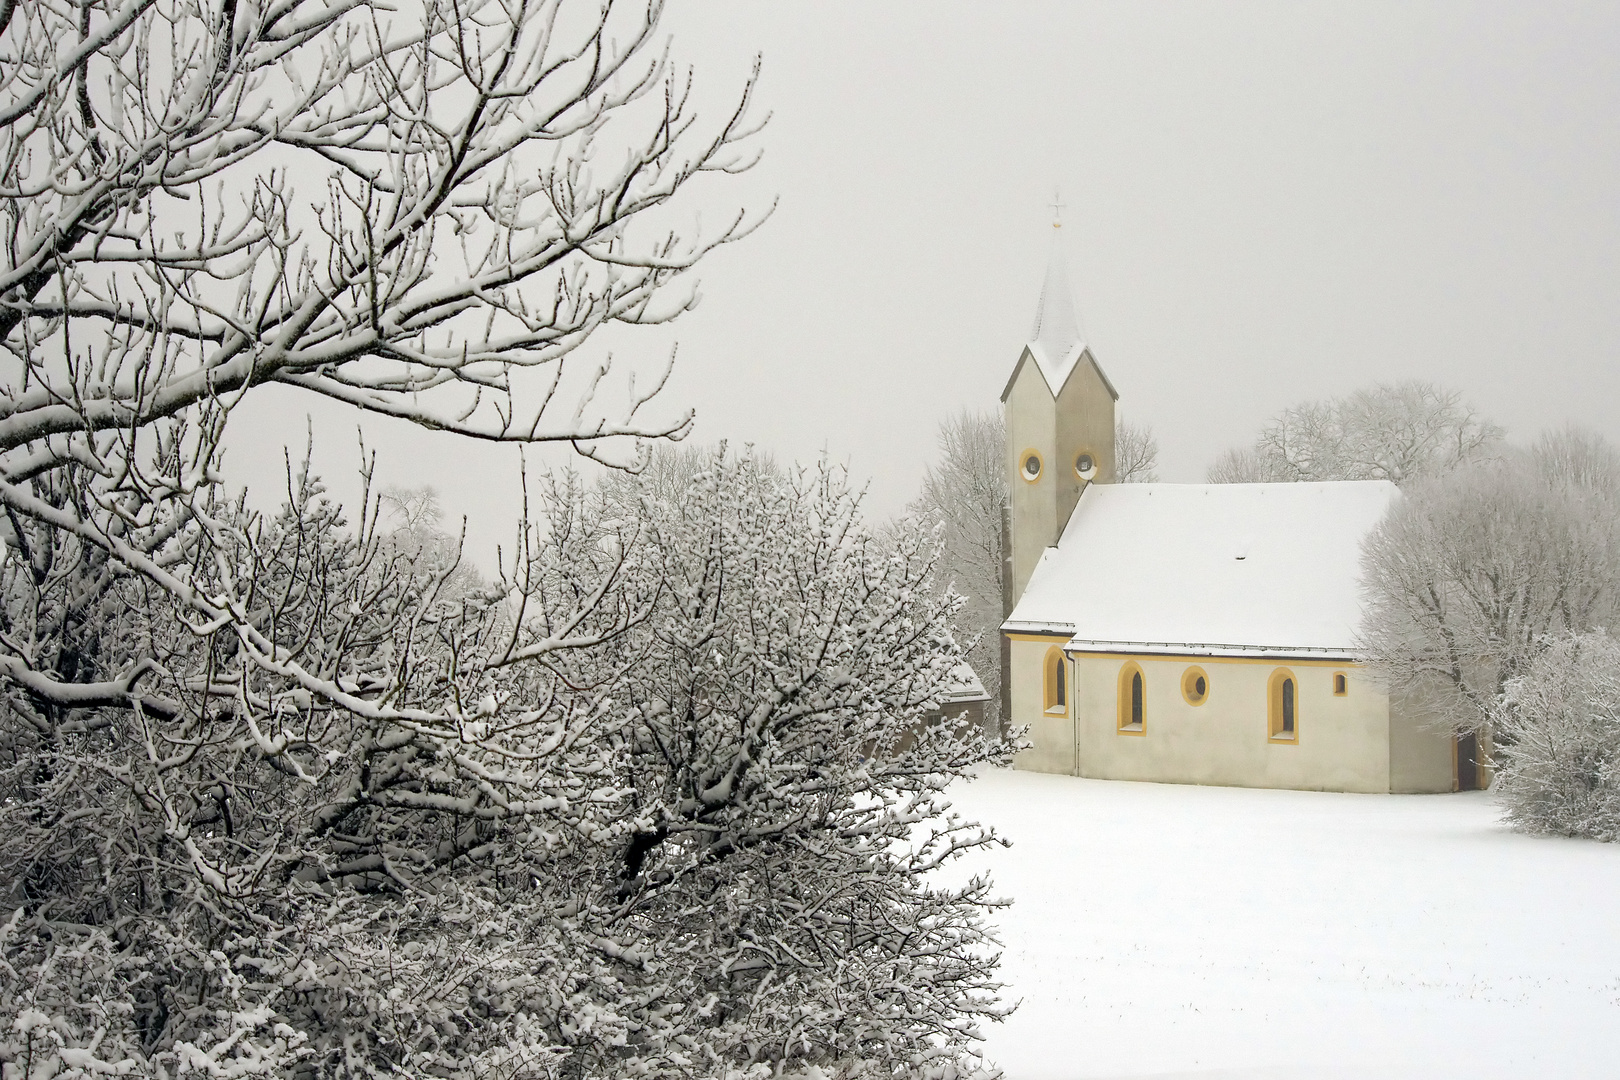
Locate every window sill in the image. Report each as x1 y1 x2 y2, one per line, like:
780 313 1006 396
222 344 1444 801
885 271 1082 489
1117 723 1145 736
1044 706 1068 716
1269 733 1298 744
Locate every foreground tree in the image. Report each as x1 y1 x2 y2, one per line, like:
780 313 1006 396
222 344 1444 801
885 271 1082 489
1358 429 1620 749
586 449 1014 1075
0 0 766 708
0 0 955 1073
1492 632 1620 841
1209 381 1502 484
2 458 1013 1079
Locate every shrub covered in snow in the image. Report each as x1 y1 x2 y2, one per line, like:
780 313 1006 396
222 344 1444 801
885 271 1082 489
1492 632 1620 842
1 450 1014 1079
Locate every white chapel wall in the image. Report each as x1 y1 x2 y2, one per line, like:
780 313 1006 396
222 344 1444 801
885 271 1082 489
1008 644 1457 793
1008 636 1075 774
1069 654 1392 793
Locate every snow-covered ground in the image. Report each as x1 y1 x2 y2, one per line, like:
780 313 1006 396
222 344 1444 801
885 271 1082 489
946 769 1620 1080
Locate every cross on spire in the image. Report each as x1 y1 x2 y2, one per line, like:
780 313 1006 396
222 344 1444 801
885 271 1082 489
1049 190 1066 228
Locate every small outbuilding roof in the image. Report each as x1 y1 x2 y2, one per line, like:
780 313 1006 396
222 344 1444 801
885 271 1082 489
1003 481 1400 658
940 661 991 704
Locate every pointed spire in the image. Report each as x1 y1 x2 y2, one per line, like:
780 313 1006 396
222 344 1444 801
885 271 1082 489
1025 201 1087 394
1031 232 1082 361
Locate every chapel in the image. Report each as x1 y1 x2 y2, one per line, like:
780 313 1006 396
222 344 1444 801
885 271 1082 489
999 221 1468 794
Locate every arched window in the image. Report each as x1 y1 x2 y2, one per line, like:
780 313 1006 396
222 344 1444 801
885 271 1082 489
1117 662 1146 735
1268 668 1299 743
1333 672 1348 696
1043 647 1068 714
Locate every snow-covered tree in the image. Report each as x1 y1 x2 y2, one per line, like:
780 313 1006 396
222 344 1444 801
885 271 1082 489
0 0 800 1073
575 448 1015 1076
1209 381 1502 484
0 436 692 1072
378 482 485 599
0 0 767 724
1357 429 1620 747
1 449 1015 1079
1492 631 1620 842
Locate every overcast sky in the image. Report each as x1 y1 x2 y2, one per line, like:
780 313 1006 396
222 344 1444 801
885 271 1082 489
224 1 1620 568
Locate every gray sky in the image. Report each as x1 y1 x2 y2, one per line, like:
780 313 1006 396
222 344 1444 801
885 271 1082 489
224 1 1620 568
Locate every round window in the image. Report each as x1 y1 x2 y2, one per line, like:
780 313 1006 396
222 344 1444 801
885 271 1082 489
1075 452 1097 480
1182 666 1209 706
1019 449 1043 483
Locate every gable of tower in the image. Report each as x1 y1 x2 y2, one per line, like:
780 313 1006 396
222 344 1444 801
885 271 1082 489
1054 348 1118 495
999 343 1119 404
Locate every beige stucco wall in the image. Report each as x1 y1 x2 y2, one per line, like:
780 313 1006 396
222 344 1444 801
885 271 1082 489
1009 640 1455 794
1003 348 1115 603
1008 636 1075 775
1004 356 1059 604
1388 693 1457 794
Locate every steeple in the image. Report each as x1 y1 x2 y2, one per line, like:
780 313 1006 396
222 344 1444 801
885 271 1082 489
1001 204 1119 604
1023 206 1090 396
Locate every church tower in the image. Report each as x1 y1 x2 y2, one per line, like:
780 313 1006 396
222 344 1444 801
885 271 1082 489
1001 214 1119 605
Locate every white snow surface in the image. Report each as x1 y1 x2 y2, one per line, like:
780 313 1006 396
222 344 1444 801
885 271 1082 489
1004 481 1400 656
1023 341 1089 399
944 768 1620 1079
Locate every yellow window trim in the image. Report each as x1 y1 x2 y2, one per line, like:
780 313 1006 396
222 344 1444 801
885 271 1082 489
1332 670 1349 696
1017 447 1045 484
1117 661 1146 736
1181 665 1210 707
1042 646 1069 715
1267 666 1300 745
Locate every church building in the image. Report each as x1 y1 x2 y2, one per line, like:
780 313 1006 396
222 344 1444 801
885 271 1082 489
999 223 1462 794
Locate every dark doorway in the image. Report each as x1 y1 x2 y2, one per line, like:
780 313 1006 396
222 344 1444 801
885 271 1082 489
1456 732 1479 791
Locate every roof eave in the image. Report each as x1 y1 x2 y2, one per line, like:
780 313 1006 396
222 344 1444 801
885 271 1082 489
1062 638 1362 661
1000 346 1036 403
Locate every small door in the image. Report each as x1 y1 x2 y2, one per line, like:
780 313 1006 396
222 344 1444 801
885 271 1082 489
1456 732 1479 791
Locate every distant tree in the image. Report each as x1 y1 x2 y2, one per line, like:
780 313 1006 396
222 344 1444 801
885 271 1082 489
379 483 483 598
1209 381 1503 484
1115 419 1160 483
380 485 447 536
1492 631 1620 842
1358 429 1620 747
912 410 1006 730
1207 446 1294 484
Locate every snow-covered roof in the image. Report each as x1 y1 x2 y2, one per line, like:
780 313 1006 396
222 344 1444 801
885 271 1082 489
1003 481 1400 658
940 661 990 704
1029 233 1085 387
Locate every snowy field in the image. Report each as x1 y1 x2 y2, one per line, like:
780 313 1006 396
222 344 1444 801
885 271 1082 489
946 769 1620 1080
